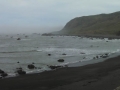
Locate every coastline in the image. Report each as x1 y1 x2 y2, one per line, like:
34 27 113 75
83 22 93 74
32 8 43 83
49 34 120 39
68 52 120 67
1 53 120 90
1 34 120 78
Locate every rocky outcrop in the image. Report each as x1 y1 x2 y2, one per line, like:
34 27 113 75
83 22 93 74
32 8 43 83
1 73 8 77
17 70 26 75
62 53 66 55
58 59 64 62
28 64 35 69
17 38 21 40
0 69 8 77
48 65 63 70
0 69 4 74
48 54 51 56
16 67 26 75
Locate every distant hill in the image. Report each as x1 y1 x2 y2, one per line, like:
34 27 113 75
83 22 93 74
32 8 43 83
60 11 120 36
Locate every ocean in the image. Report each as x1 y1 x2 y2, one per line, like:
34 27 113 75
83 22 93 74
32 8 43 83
0 34 120 77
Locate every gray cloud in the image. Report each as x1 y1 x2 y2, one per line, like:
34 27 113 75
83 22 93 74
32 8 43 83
0 0 120 33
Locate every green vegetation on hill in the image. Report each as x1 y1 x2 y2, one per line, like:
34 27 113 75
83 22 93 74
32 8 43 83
60 11 120 35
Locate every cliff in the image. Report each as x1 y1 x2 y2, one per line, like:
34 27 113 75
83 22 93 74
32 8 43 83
60 11 120 35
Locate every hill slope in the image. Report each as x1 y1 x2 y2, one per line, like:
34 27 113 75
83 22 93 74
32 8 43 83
60 11 120 35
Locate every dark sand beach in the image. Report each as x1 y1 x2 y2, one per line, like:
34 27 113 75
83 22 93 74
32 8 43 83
1 55 120 90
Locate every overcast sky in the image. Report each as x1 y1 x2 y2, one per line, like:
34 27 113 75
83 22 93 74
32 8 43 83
0 0 120 34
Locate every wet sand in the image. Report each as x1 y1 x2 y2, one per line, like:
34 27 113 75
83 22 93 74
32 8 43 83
1 55 120 90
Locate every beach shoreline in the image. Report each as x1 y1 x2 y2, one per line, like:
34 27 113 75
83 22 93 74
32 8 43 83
0 53 120 90
47 34 120 39
68 52 120 67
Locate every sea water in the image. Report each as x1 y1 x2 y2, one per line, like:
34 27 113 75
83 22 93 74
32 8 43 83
0 34 120 77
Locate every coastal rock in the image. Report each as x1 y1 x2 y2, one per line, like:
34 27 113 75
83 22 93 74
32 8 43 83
17 69 26 75
1 73 8 77
80 52 85 54
100 53 109 58
32 62 35 64
0 69 8 77
93 56 99 59
16 67 26 75
49 65 62 70
105 53 109 56
58 59 64 62
0 69 4 74
17 38 21 40
16 67 22 70
28 64 35 69
102 55 108 58
96 56 99 59
62 53 66 55
48 54 51 56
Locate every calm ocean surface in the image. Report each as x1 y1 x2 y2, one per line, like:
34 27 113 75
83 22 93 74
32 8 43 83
0 34 120 77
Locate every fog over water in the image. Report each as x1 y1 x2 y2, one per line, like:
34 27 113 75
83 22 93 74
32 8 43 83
0 26 62 34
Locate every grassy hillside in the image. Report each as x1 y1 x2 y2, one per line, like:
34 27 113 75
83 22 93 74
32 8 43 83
60 11 120 35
